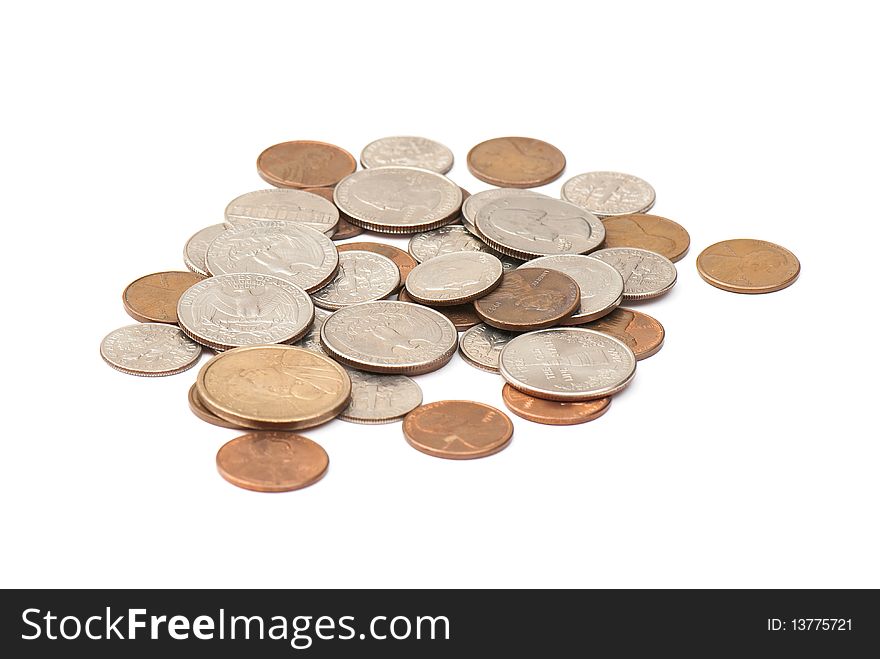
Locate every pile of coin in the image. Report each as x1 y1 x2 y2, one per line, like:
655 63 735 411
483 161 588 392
100 135 800 492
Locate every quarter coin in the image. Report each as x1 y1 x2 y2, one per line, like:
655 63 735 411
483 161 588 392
590 247 677 301
183 224 228 276
561 171 656 217
501 384 611 426
600 213 690 262
696 239 800 294
520 255 623 324
467 137 566 188
337 241 417 288
122 271 205 324
473 268 580 331
339 369 423 425
404 252 503 306
458 323 516 372
397 288 480 331
302 187 364 240
461 188 545 235
403 401 513 459
360 136 454 174
188 383 244 429
225 189 339 236
216 432 330 493
256 140 356 189
583 307 665 360
311 250 400 310
100 323 201 377
407 225 493 262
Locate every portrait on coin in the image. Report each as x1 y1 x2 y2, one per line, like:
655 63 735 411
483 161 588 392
352 178 442 216
234 353 346 402
486 205 595 253
223 231 329 279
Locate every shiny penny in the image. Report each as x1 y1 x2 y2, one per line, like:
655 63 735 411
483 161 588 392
467 137 566 188
501 384 611 426
257 140 356 189
397 288 480 331
601 213 691 262
338 242 417 288
216 432 329 493
583 307 665 360
403 401 513 460
122 271 204 324
303 187 364 240
473 268 580 331
188 383 243 429
696 239 800 294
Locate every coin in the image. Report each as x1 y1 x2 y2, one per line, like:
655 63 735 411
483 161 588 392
225 189 339 236
337 241 417 288
295 307 332 355
205 224 339 293
397 288 480 331
311 250 400 310
100 323 201 377
520 255 623 324
600 213 690 262
407 225 493 262
216 432 329 492
339 369 423 424
499 328 636 401
320 300 458 375
590 247 677 301
501 384 611 426
188 383 244 429
302 187 364 240
583 307 665 360
461 188 545 235
458 323 515 372
473 268 580 331
403 401 513 459
334 166 462 233
467 137 566 188
122 271 204 324
177 273 314 351
183 224 228 276
404 252 503 306
360 136 454 174
197 345 351 429
256 140 356 189
446 187 471 225
696 239 800 294
561 171 656 217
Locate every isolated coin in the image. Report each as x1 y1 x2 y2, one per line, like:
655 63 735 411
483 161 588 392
458 323 516 373
183 224 228 276
188 383 244 429
583 307 665 360
311 250 400 310
295 307 332 355
473 268 580 331
397 288 480 331
461 188 545 235
561 171 656 217
403 401 513 459
501 384 611 426
100 323 201 377
467 137 566 188
256 140 356 189
696 239 800 294
339 369 423 425
360 136 454 174
591 247 677 301
499 328 636 401
302 187 363 240
408 225 493 262
122 271 204 324
601 213 690 262
225 189 339 236
337 241 417 287
216 432 330 493
320 301 458 375
405 252 503 306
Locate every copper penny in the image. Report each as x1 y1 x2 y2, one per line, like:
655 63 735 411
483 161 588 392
601 213 691 262
337 241 417 287
501 384 611 426
187 383 244 430
467 137 566 188
303 187 364 240
403 401 513 460
122 271 205 324
216 432 329 492
398 288 480 331
473 268 580 331
583 307 665 360
696 238 800 294
257 140 356 189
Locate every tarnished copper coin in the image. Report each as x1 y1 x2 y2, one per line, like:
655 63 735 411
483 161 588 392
696 239 800 294
122 271 204 324
403 401 513 460
188 383 243 430
216 432 329 493
584 307 665 360
338 241 417 288
501 384 611 426
257 140 356 189
467 137 566 188
473 268 580 331
303 187 364 240
601 213 691 262
398 288 480 331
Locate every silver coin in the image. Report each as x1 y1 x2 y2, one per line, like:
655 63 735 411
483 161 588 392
339 368 423 424
561 171 656 218
407 225 493 263
177 273 314 351
458 323 516 373
360 136 454 174
404 252 503 306
333 166 462 233
311 250 400 310
295 307 332 355
100 323 201 377
499 328 636 401
320 301 458 375
590 247 677 301
521 255 624 324
183 224 227 276
461 188 545 235
224 189 339 235
474 195 605 259
205 224 339 293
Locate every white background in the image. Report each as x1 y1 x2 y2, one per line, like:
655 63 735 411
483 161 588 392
2 1 878 588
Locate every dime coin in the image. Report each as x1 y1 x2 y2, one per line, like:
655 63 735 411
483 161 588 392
256 140 356 189
583 307 665 360
339 369 423 425
334 166 462 233
404 252 503 306
458 323 516 373
320 300 458 375
122 271 204 324
461 188 545 235
600 213 690 262
295 307 332 355
216 432 329 493
225 189 339 236
521 255 623 324
100 323 201 377
302 187 364 240
561 171 656 217
360 136 454 174
205 224 339 293
467 137 566 188
407 225 493 262
311 250 400 310
474 195 605 259
188 383 244 429
591 247 677 301
177 273 314 351
397 288 480 331
499 328 636 401
696 239 800 294
337 241 416 287
183 224 228 276
473 268 580 331
501 384 611 426
197 345 351 429
403 401 513 459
